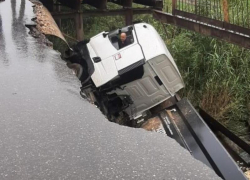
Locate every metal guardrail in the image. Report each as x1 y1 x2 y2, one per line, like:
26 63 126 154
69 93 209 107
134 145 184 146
163 0 250 29
41 0 250 47
163 98 248 180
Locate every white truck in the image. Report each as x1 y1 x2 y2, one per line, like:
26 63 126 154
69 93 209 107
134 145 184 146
66 23 184 122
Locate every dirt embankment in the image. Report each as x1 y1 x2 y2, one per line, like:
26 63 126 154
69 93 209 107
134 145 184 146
245 170 250 180
26 0 67 47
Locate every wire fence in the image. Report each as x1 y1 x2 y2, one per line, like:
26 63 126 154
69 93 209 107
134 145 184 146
163 0 250 28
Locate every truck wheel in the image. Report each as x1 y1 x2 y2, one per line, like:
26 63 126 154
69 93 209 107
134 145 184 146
67 63 83 80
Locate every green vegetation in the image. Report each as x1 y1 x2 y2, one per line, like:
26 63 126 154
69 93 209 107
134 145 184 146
166 27 250 136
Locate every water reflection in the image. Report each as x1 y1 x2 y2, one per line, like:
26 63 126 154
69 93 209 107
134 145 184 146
0 14 7 65
11 0 16 18
18 0 26 21
0 0 80 95
11 0 28 54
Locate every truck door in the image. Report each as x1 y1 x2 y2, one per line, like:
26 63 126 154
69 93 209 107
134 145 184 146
108 26 144 75
88 26 144 88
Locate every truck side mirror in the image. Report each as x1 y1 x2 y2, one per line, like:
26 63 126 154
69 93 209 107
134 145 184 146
103 32 108 38
93 57 102 63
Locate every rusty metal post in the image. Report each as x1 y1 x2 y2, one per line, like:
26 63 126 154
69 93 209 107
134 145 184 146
195 0 197 15
222 0 229 22
124 0 133 25
84 0 107 9
75 0 82 11
54 4 61 28
125 9 133 26
100 0 107 9
172 0 177 15
123 0 132 7
75 13 84 41
41 0 54 11
57 0 81 10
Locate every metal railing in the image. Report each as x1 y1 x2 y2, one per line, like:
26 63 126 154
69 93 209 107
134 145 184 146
163 0 250 29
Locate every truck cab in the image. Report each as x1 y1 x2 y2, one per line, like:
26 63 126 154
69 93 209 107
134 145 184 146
66 23 184 120
87 25 144 87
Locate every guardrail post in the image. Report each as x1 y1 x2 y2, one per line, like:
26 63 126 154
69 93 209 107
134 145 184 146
172 0 177 15
195 0 197 15
222 0 229 23
123 0 132 7
125 9 133 26
75 13 84 41
75 0 82 11
54 4 61 28
41 0 54 11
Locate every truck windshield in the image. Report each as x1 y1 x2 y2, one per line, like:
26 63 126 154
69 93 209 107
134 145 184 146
108 26 134 50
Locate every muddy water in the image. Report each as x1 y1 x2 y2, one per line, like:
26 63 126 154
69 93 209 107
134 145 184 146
0 1 221 179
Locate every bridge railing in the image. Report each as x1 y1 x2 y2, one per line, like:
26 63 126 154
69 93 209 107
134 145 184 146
163 0 250 29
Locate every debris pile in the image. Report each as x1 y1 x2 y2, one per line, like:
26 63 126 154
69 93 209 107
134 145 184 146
245 170 250 180
26 0 67 46
141 116 166 134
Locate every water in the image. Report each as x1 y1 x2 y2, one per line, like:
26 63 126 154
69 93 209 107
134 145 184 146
0 1 221 179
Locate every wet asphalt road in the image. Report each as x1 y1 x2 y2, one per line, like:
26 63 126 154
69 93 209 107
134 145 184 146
0 0 221 179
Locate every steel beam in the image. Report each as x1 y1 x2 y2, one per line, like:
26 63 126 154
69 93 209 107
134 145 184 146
51 8 152 19
199 109 250 155
125 9 133 26
75 0 82 10
54 5 61 28
174 10 250 37
39 0 54 11
108 0 132 7
133 0 163 9
57 0 82 10
75 13 84 41
83 0 107 10
123 0 132 7
174 99 247 180
153 10 250 49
